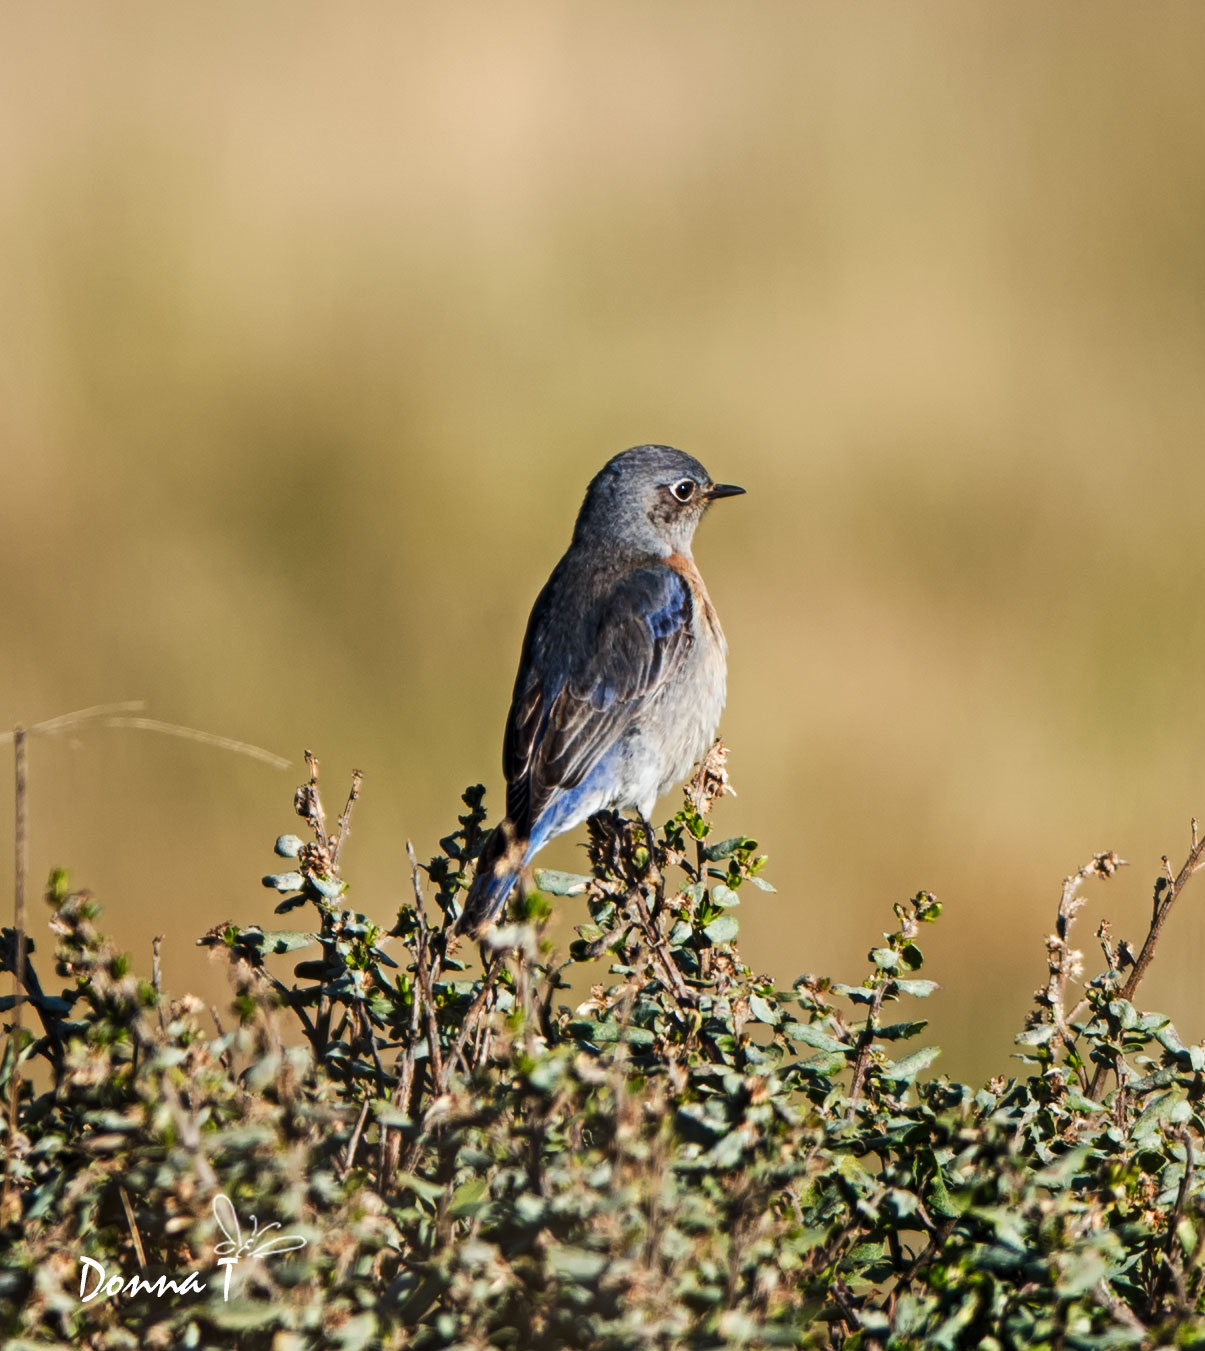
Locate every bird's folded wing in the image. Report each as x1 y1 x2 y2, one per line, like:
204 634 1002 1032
503 564 695 833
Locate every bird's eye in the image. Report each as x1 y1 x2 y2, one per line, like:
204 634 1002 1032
670 479 696 502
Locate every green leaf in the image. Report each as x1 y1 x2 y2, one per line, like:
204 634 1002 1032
895 978 939 998
447 1177 488 1220
704 1126 751 1168
1015 1023 1059 1047
396 1172 445 1203
527 1057 568 1092
989 1212 1035 1254
1062 1089 1108 1115
1034 1145 1092 1187
262 871 304 893
925 1159 961 1219
702 836 755 861
876 1020 928 1041
833 983 878 1005
332 1313 379 1351
546 1245 608 1281
1053 1249 1108 1301
881 1046 941 1084
260 930 316 954
782 1021 846 1053
703 914 740 944
533 869 591 896
568 1020 654 1046
1134 1091 1189 1137
210 1301 291 1331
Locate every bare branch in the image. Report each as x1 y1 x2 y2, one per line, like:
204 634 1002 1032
1029 852 1126 1089
119 1186 147 1271
2 725 27 1223
1120 826 1205 1005
0 700 147 745
101 717 289 769
330 770 364 869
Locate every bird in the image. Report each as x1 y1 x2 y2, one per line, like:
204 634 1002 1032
455 444 744 937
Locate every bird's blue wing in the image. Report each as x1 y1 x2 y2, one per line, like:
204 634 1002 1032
503 563 694 835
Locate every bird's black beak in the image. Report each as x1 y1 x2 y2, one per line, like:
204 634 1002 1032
706 482 746 501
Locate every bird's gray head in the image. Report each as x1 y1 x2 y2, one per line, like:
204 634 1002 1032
573 444 745 558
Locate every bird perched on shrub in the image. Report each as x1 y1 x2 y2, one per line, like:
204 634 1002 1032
457 444 744 936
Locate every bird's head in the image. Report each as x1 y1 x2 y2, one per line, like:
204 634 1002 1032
575 444 745 558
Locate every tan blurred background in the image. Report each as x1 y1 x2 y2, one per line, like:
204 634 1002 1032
3 4 1205 1082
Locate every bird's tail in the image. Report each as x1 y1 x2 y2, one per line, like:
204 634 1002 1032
455 821 524 937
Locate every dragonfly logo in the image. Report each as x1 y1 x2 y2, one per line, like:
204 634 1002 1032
78 1193 308 1305
212 1192 308 1299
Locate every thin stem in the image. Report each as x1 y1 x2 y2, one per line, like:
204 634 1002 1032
1119 825 1205 1005
408 845 445 1090
847 980 888 1117
119 1186 147 1271
3 726 27 1222
0 702 288 772
0 701 146 745
338 1097 373 1181
331 770 363 869
1087 825 1205 1100
100 717 289 770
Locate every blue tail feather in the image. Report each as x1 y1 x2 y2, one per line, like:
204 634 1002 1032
456 769 612 936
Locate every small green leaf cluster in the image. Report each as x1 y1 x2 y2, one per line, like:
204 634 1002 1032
3 755 1205 1349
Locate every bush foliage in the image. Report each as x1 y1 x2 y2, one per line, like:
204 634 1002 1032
4 745 1205 1349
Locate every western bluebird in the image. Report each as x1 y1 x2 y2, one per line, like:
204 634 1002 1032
456 444 744 936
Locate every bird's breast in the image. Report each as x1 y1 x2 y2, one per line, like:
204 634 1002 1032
644 551 728 793
664 551 726 654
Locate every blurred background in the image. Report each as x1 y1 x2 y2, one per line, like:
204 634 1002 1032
2 4 1205 1083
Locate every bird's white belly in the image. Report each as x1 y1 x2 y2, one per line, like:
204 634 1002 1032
615 639 727 819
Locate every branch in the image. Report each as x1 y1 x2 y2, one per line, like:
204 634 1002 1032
847 979 888 1116
1031 852 1126 1088
0 701 288 771
2 726 27 1224
1085 822 1205 1100
1119 821 1205 1005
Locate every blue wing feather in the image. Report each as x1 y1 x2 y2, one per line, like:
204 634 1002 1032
644 579 690 640
506 564 693 833
460 562 695 936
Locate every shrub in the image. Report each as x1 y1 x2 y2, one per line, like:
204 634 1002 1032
3 744 1205 1349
